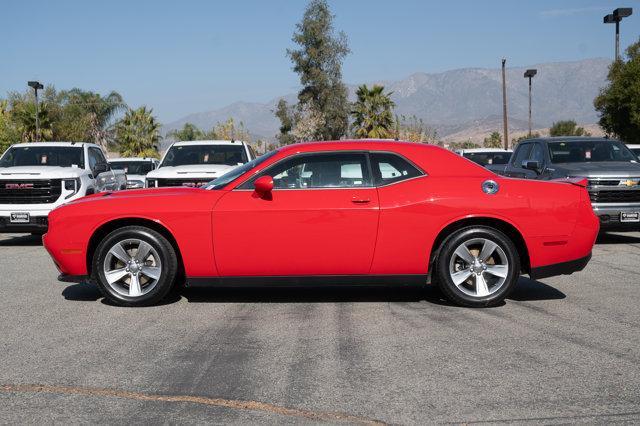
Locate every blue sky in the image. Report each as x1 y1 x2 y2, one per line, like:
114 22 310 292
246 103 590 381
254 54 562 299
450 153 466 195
1 0 637 123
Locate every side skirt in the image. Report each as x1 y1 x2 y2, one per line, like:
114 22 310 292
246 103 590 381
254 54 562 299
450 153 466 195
185 274 428 288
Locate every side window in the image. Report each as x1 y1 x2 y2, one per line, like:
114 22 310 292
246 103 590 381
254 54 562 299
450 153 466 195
239 153 371 189
88 148 100 171
370 152 423 186
528 143 545 164
512 144 532 168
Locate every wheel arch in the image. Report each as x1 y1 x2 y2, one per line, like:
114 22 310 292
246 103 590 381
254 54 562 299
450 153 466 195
429 216 531 275
86 217 185 280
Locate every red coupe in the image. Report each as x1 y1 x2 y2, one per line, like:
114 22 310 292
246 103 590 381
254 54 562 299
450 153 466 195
44 141 598 307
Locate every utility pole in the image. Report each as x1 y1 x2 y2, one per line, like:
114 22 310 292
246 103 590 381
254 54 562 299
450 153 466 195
604 8 633 60
27 81 44 142
501 59 508 149
524 69 537 137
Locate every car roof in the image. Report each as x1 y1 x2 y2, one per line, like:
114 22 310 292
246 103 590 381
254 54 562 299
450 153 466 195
171 140 246 147
109 157 157 162
9 142 92 148
459 148 512 153
626 144 640 148
527 137 619 143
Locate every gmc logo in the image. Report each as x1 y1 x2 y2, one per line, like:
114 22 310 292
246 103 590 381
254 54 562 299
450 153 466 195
5 183 34 189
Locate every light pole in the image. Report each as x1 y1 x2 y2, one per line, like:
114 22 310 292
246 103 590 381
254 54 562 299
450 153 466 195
524 69 537 137
27 81 44 142
501 58 509 149
603 8 633 60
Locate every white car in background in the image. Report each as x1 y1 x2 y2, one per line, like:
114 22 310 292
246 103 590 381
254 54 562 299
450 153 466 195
0 142 126 234
455 148 513 168
109 157 159 189
146 140 256 188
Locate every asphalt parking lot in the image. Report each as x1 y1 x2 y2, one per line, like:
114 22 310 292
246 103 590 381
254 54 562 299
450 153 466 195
0 232 639 424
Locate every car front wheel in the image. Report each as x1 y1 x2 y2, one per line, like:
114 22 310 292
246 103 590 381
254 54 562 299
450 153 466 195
92 226 178 306
435 226 520 307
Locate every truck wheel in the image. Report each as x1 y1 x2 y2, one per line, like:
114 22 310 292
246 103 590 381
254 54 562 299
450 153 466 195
92 226 178 307
435 226 520 307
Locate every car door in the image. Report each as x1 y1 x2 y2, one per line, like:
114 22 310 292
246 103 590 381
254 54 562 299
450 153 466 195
212 152 380 276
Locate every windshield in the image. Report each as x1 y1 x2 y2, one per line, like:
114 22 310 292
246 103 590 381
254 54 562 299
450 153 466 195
548 140 636 163
0 146 85 168
110 161 155 175
161 144 248 167
206 150 279 190
630 148 640 158
463 152 512 166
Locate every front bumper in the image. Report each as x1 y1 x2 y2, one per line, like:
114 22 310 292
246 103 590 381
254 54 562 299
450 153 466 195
529 253 592 280
0 215 48 233
592 204 640 230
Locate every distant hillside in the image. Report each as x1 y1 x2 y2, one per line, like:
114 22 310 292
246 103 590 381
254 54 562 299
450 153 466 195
163 58 610 143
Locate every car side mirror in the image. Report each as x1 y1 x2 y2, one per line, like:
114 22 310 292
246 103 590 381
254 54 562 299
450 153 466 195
94 163 110 174
254 175 274 195
522 160 541 174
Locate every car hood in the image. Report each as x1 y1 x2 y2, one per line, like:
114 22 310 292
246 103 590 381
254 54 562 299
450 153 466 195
0 166 85 179
147 164 237 179
554 161 640 177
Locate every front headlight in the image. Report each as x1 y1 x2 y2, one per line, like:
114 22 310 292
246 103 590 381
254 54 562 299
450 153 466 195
127 180 144 189
63 178 81 199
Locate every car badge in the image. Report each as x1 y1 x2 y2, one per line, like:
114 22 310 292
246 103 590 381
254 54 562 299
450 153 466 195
624 179 638 187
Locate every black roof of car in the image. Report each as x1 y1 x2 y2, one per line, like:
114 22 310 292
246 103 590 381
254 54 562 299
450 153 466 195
522 137 619 143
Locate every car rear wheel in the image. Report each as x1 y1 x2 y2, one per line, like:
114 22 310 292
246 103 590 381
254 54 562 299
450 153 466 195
435 226 520 307
92 226 178 307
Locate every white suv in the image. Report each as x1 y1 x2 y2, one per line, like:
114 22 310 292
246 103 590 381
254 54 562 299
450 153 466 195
0 142 126 234
146 140 255 188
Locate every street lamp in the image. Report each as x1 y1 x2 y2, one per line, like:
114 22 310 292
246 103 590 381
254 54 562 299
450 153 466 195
523 69 537 137
27 81 44 142
603 8 633 60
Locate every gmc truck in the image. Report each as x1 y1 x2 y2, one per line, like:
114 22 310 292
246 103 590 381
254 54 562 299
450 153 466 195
0 142 126 234
489 137 640 231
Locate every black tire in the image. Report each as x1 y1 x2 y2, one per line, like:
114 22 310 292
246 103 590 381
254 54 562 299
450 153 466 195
435 226 520 307
92 226 178 307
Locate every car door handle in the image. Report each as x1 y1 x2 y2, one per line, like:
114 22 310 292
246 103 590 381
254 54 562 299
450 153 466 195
351 197 371 204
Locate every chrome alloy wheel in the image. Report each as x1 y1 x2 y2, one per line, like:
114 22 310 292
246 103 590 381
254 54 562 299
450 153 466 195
102 239 162 298
448 237 509 298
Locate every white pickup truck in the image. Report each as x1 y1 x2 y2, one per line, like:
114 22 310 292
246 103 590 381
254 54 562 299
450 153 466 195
0 142 127 234
146 140 255 188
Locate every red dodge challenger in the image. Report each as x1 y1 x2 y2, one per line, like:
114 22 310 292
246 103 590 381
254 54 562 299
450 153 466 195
44 141 599 307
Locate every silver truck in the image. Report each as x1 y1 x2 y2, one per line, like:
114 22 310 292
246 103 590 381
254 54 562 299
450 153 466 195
489 137 640 231
0 142 127 234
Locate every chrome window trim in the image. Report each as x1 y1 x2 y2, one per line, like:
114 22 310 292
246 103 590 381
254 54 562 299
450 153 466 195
231 149 427 191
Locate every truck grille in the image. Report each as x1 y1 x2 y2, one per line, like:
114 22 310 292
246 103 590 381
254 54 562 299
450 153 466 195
590 190 640 203
156 178 210 188
0 179 62 204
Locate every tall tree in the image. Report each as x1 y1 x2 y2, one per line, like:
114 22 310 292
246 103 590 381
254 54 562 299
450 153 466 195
167 123 206 141
114 106 160 157
57 89 126 147
274 99 296 145
351 85 395 139
594 39 640 144
280 0 350 141
394 115 438 143
483 131 503 148
549 120 589 136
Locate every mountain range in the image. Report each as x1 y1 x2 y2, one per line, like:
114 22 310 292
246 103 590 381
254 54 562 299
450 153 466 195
162 58 611 144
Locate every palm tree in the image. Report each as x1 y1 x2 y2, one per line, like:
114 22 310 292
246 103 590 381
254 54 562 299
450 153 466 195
60 89 126 147
12 101 54 142
351 84 395 139
114 106 161 157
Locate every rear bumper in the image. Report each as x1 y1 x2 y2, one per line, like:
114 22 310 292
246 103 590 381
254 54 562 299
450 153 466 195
529 253 591 280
